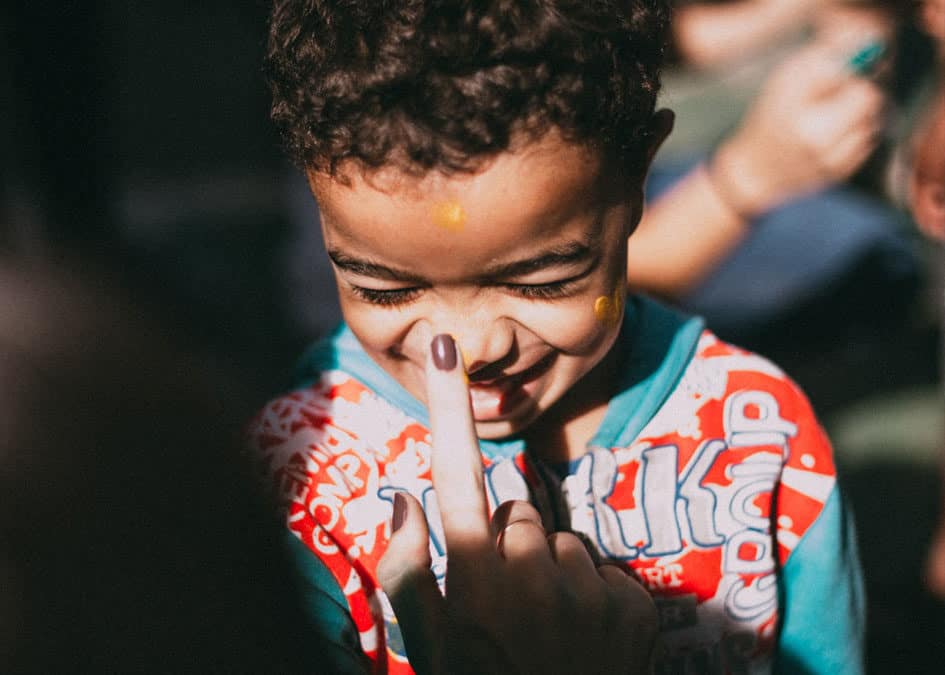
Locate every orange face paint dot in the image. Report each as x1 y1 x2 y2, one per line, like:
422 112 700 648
594 288 624 326
594 295 614 322
431 201 466 231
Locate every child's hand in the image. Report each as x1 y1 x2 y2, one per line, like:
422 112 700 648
377 333 658 675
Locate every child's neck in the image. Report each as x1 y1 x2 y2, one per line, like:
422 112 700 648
523 342 623 466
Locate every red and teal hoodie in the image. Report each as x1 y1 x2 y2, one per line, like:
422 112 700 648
249 295 864 674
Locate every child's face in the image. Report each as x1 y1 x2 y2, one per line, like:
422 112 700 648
310 132 647 440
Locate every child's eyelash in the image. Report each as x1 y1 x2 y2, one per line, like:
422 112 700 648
350 286 421 306
350 279 579 306
506 279 577 299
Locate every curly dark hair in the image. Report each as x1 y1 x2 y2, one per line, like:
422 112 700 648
266 0 671 178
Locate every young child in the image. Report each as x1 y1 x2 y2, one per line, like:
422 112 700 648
251 1 864 672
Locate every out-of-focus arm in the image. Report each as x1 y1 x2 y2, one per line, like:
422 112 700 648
673 0 819 68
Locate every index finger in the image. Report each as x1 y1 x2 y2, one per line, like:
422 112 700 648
425 333 493 554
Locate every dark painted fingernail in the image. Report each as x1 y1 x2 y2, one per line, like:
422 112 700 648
392 492 407 533
431 334 457 371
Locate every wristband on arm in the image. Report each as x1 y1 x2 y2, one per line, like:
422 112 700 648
704 150 760 223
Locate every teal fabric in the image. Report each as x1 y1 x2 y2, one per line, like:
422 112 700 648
590 296 704 449
294 325 431 433
775 488 865 674
285 533 370 674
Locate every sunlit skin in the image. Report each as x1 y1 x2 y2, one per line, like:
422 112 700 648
309 129 667 461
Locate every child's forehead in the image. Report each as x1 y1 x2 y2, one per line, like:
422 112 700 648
310 133 634 274
310 131 620 210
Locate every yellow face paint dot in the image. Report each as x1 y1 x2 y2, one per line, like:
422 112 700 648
594 287 624 327
594 295 614 323
431 201 466 231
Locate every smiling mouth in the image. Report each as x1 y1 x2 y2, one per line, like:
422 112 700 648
467 352 556 422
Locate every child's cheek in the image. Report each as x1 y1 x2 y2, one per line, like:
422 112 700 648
532 294 622 355
340 301 410 351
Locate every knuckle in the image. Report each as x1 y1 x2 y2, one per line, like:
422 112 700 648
506 499 540 518
377 555 419 590
376 552 402 588
547 531 584 554
491 499 542 531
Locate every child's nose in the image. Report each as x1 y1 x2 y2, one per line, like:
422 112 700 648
451 317 516 377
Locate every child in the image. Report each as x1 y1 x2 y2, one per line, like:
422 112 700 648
251 1 864 672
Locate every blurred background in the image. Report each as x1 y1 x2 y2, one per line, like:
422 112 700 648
1 0 942 671
2 0 339 395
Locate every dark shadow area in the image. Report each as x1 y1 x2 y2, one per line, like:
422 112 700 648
841 461 945 674
3 0 313 395
2 5 331 669
0 259 322 672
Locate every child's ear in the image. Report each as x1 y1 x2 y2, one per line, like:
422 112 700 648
621 109 674 236
642 108 675 174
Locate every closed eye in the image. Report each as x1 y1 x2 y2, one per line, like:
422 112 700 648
349 265 592 306
505 264 595 300
349 286 422 306
505 279 578 299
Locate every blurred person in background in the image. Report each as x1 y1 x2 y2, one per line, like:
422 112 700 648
625 0 924 403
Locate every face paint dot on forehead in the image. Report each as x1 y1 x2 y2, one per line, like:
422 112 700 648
431 201 466 231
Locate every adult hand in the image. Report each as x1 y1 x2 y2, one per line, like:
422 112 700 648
709 40 886 218
377 333 658 675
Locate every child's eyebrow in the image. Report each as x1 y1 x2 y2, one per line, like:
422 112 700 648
480 241 594 279
327 250 424 282
327 240 594 282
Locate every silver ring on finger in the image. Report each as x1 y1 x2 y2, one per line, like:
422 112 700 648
496 518 545 551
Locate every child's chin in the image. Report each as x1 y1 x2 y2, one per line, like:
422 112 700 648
472 405 541 441
473 419 524 441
